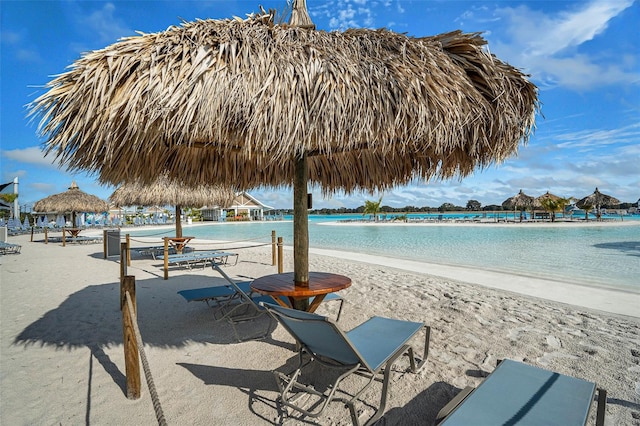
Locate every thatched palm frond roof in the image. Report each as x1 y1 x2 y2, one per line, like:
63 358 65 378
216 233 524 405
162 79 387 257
502 189 534 210
109 176 235 208
30 11 539 192
533 191 563 208
576 188 620 209
33 182 108 213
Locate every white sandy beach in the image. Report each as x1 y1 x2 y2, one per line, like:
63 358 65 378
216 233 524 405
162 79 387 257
1 229 639 425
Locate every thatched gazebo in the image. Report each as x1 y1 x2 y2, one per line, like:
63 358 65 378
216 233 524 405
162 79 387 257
109 176 235 237
33 181 108 227
533 191 566 222
502 190 535 222
576 188 620 220
29 1 539 302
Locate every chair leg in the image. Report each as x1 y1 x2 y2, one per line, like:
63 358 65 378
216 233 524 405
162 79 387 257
408 325 430 371
364 345 410 426
335 299 344 322
596 387 607 426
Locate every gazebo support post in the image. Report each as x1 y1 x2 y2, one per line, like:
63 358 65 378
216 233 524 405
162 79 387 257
293 154 309 310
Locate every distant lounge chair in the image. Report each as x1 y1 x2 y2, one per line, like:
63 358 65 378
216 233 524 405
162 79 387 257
167 250 239 270
262 302 430 425
436 359 606 426
0 241 22 255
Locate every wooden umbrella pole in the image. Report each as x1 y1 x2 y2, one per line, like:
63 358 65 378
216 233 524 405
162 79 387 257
175 205 182 238
293 154 309 287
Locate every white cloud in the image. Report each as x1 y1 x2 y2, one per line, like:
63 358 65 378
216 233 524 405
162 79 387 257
76 2 132 44
2 146 59 168
526 1 634 57
315 0 376 30
487 1 639 90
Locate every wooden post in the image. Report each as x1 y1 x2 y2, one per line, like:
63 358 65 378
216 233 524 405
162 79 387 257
271 230 276 266
121 275 140 399
45 227 48 244
277 237 284 274
62 228 66 247
30 226 34 242
163 237 169 280
293 154 309 287
103 230 107 259
120 242 128 285
126 234 131 267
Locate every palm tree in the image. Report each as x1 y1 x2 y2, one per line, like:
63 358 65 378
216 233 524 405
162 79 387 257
538 197 570 222
363 196 383 222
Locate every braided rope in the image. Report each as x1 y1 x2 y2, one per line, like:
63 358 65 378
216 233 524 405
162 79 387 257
125 291 167 426
126 233 276 246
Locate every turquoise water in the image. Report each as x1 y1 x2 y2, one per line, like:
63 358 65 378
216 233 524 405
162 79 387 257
130 214 640 292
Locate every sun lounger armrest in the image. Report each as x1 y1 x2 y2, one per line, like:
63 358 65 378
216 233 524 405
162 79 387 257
435 386 475 425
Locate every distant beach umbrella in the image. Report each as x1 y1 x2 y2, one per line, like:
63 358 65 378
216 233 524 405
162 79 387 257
33 181 108 227
30 1 539 290
533 191 561 208
576 188 620 220
502 190 535 222
109 175 235 238
502 190 535 210
533 191 567 222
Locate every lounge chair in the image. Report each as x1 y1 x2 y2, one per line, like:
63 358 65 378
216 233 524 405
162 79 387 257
0 241 22 254
167 250 239 269
261 302 430 425
180 268 345 323
436 359 606 426
177 281 253 307
210 263 276 342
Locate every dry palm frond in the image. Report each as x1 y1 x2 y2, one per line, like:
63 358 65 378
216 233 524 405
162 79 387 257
502 189 534 210
32 182 109 213
533 191 562 209
30 8 539 193
109 175 235 208
576 188 620 209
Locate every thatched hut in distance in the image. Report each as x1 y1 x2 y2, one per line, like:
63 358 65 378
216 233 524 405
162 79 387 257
33 181 108 226
109 176 235 237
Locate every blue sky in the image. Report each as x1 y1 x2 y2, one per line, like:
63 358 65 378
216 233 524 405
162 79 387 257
1 0 638 211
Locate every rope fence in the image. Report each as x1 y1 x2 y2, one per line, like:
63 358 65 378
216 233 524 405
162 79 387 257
112 230 285 279
122 276 167 426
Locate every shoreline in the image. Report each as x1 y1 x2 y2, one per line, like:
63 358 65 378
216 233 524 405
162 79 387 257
321 218 640 227
303 246 640 318
112 231 640 318
69 220 640 309
2 233 640 424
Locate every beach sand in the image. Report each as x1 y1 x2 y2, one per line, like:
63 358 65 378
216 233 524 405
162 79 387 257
1 230 639 425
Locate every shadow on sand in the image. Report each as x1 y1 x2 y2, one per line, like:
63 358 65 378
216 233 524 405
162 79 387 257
13 271 277 395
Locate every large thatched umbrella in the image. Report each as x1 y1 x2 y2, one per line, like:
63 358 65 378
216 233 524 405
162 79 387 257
576 187 620 220
33 181 108 226
29 2 539 296
109 175 235 237
502 190 534 221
